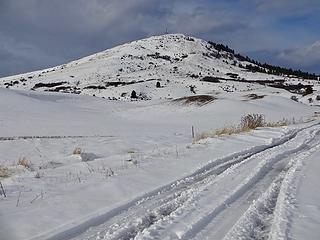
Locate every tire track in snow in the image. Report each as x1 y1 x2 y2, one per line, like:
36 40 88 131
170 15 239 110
222 138 320 240
135 127 320 240
39 124 319 240
178 127 320 240
74 126 319 240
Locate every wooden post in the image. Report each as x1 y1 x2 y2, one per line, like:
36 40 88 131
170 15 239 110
176 145 179 158
0 181 6 197
192 126 195 139
16 191 21 207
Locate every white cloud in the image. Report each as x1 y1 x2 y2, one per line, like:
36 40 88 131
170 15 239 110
243 0 320 16
278 41 320 67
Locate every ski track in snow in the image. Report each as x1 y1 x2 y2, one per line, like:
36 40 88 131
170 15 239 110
32 123 320 240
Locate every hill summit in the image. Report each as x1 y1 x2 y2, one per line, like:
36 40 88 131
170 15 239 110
0 34 318 100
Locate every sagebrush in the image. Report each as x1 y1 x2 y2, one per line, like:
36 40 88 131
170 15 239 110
240 114 265 130
73 147 82 155
0 166 9 178
18 157 30 169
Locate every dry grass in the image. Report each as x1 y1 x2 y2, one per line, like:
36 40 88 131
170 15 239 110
193 126 238 143
213 126 241 136
265 119 290 127
0 166 9 178
193 132 212 142
193 126 241 143
193 114 291 143
73 147 82 155
18 157 31 169
172 95 216 106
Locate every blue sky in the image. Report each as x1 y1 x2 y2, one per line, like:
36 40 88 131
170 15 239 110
0 0 319 77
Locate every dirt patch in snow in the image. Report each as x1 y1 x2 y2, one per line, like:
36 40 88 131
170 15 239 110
243 94 265 101
172 95 216 106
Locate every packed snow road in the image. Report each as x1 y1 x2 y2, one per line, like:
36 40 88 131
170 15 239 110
40 123 320 240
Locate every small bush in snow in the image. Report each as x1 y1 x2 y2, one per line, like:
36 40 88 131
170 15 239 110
240 114 265 130
189 85 196 94
0 166 9 178
304 85 313 95
73 147 82 155
131 90 137 99
316 95 320 101
18 157 31 169
138 92 147 100
127 149 135 154
34 172 41 179
291 95 298 102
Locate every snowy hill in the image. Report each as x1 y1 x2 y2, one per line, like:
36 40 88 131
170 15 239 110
1 34 318 102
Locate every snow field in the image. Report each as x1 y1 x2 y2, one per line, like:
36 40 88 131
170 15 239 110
0 33 320 240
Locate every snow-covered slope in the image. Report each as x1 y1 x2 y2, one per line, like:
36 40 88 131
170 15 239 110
0 86 319 240
2 34 318 102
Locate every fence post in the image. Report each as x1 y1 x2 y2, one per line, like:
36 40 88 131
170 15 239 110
192 126 195 139
0 181 6 197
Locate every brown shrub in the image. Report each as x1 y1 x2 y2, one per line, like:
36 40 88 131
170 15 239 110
73 147 82 155
0 166 9 178
18 157 31 169
240 114 265 130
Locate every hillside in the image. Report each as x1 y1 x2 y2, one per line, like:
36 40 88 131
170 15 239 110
1 34 318 102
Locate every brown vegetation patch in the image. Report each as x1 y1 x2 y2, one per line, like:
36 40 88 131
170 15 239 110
243 94 265 100
18 157 31 169
173 95 216 106
73 147 82 155
240 114 265 130
0 166 9 178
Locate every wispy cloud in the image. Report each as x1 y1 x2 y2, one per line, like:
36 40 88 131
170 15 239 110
278 41 320 70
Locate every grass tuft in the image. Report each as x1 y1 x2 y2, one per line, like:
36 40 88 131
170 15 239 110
0 166 9 178
18 157 31 169
73 147 82 155
240 114 265 130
